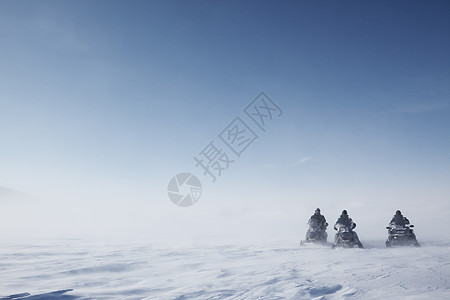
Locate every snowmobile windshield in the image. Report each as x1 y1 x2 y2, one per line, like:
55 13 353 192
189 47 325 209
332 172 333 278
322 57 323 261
335 223 351 232
390 224 407 229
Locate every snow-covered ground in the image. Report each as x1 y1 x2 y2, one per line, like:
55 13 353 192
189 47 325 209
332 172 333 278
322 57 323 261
1 239 450 299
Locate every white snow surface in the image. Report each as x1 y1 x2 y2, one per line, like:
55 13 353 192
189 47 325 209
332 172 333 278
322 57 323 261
1 239 450 299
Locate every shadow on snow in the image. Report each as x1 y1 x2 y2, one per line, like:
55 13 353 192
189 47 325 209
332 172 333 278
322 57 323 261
0 289 79 300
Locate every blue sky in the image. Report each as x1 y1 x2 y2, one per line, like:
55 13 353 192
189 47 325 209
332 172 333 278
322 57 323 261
1 1 449 241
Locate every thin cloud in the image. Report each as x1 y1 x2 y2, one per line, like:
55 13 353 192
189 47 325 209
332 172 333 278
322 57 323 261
33 14 90 53
391 103 449 114
293 157 312 166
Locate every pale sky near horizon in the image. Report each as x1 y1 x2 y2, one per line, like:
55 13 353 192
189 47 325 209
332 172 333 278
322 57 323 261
1 0 449 241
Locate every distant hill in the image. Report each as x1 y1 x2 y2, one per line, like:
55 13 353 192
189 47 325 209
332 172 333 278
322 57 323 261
0 186 34 202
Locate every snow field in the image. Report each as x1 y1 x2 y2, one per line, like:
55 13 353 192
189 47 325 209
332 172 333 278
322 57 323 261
1 240 449 299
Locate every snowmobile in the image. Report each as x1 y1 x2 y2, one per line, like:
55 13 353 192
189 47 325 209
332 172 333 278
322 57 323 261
332 224 363 249
385 224 420 247
301 218 328 245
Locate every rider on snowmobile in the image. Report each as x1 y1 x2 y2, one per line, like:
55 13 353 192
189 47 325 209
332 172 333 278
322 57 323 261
309 208 328 230
304 208 328 243
333 210 363 247
386 210 419 247
389 210 410 227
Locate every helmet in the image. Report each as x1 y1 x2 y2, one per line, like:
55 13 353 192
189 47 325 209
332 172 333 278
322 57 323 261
396 210 401 215
315 208 320 214
342 210 348 216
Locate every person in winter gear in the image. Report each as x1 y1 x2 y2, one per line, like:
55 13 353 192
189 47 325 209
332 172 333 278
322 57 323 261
334 210 356 230
389 210 410 227
309 208 328 230
333 210 363 248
